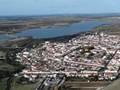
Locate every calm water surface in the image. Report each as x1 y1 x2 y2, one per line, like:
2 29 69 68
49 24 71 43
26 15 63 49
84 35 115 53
0 21 107 41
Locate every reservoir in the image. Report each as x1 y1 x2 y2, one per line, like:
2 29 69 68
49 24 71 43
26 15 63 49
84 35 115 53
0 21 107 41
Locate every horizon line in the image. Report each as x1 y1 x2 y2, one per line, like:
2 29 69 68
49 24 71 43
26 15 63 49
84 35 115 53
0 12 120 17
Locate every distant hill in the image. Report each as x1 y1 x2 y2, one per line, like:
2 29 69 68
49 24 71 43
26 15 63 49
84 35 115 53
1 13 120 21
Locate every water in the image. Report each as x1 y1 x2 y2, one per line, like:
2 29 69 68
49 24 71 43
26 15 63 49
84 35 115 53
16 21 106 39
0 35 15 41
0 21 107 41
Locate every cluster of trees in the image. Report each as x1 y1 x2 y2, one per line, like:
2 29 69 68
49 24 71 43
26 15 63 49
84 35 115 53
0 58 24 90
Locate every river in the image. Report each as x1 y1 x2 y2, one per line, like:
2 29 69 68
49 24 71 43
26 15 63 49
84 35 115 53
0 21 107 41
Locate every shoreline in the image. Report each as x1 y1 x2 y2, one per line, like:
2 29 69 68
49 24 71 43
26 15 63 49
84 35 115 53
0 17 82 34
0 17 119 48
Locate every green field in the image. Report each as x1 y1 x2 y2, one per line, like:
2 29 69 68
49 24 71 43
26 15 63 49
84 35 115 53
0 79 7 90
93 23 120 35
11 83 38 90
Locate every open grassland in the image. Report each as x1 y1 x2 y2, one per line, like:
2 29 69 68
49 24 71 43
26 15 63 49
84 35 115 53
93 23 120 35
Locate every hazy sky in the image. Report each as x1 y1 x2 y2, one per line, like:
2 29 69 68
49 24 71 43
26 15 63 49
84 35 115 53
0 0 120 15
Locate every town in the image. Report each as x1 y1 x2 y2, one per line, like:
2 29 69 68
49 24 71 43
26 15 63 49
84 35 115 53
1 0 120 90
15 32 120 83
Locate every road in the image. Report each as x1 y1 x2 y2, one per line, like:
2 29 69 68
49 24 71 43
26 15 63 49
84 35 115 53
36 74 65 90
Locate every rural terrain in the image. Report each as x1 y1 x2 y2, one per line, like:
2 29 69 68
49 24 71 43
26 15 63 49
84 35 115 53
1 15 120 90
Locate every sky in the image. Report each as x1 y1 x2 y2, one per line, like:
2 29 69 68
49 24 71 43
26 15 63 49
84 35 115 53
0 0 120 16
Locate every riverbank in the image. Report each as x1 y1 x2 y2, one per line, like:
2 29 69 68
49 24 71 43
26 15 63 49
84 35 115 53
92 22 120 35
0 15 115 35
0 16 84 34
